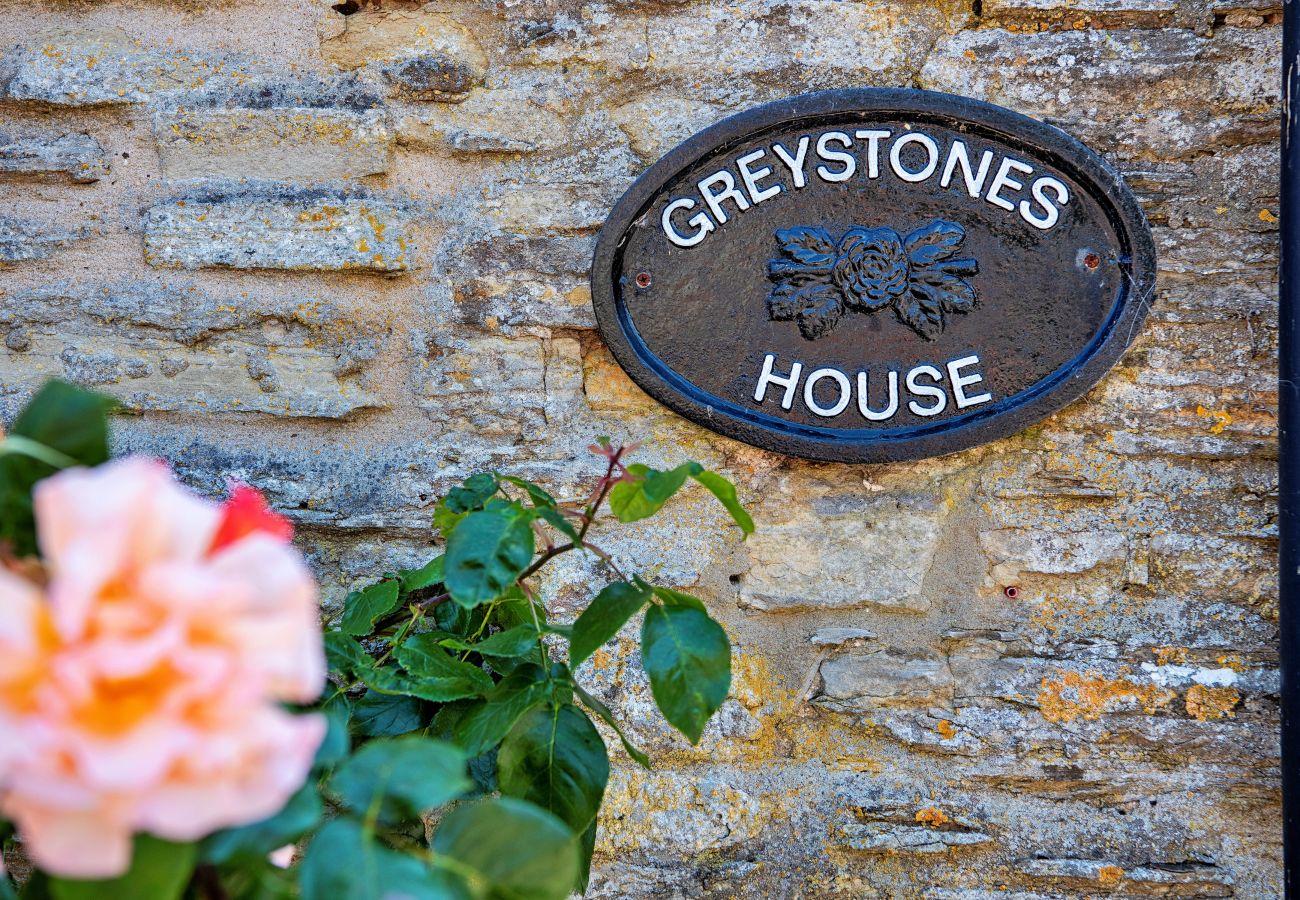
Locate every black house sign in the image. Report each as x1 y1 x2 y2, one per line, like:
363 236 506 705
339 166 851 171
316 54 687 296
590 88 1156 463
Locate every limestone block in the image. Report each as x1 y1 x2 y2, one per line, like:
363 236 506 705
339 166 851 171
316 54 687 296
0 282 386 418
0 131 108 182
143 186 420 273
153 107 390 182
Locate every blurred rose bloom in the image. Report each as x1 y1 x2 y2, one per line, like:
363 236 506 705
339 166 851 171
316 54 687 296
0 458 325 878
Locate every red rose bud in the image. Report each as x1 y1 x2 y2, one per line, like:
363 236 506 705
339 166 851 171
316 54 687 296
209 484 293 553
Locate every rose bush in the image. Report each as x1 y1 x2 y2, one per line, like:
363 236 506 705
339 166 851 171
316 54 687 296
0 382 751 900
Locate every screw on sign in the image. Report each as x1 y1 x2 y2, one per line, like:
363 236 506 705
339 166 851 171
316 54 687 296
591 88 1155 463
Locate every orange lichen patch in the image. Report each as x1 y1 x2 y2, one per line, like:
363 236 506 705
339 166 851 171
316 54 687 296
1260 208 1279 224
1097 865 1124 887
936 719 956 740
1153 646 1188 665
1195 404 1233 434
915 807 950 828
589 647 613 672
1217 654 1247 673
1185 684 1240 721
1037 670 1176 724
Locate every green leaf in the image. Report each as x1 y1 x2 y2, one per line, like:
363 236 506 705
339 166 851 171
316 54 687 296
301 817 468 900
608 462 699 524
431 797 578 900
401 555 445 593
569 581 651 669
498 475 557 508
453 667 551 757
435 473 501 538
640 603 731 744
444 503 536 608
201 782 322 864
324 631 374 679
649 585 708 613
339 580 401 636
48 834 194 900
690 469 755 535
353 689 424 737
498 704 609 838
396 633 495 700
440 624 542 660
534 506 580 543
573 682 651 769
315 692 352 766
210 858 297 900
0 381 115 557
576 822 597 895
330 735 470 823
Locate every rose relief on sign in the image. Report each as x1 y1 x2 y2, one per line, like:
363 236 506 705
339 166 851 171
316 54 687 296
591 89 1156 463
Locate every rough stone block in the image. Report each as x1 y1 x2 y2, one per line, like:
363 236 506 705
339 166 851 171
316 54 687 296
0 219 88 264
839 822 991 853
518 0 954 101
737 495 948 613
0 131 108 182
153 107 390 182
1 27 260 106
321 7 487 78
382 53 482 102
980 529 1130 575
819 649 952 707
920 28 1280 160
0 282 386 418
395 89 566 154
610 96 727 163
413 331 583 436
599 770 764 854
143 186 420 273
982 0 1178 26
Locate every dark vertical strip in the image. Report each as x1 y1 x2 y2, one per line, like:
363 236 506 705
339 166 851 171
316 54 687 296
1282 0 1300 894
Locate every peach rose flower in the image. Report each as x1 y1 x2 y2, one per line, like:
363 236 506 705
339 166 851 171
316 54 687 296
0 458 325 879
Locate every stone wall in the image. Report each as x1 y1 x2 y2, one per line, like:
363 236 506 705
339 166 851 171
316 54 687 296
0 0 1281 895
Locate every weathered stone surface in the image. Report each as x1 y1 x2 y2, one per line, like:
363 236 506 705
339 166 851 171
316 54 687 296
321 7 487 76
0 282 386 418
0 218 88 264
143 186 420 272
0 0 1283 896
737 493 949 613
610 96 727 163
1016 857 1234 895
1 27 261 106
153 107 389 182
839 821 991 853
599 770 766 854
382 53 482 101
395 89 566 154
0 131 107 182
982 0 1180 27
921 28 1279 159
412 330 583 436
820 648 952 706
516 0 957 101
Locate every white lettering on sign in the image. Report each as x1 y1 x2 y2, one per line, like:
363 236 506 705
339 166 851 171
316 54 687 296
661 126 1072 247
751 352 993 422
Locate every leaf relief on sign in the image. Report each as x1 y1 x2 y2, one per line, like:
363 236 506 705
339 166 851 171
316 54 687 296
765 219 978 341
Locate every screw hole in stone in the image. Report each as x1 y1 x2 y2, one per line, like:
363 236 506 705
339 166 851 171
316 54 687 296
635 271 652 289
1003 585 1020 600
1083 252 1101 270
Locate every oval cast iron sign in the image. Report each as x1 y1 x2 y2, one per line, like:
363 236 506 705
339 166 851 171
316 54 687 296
590 88 1156 463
